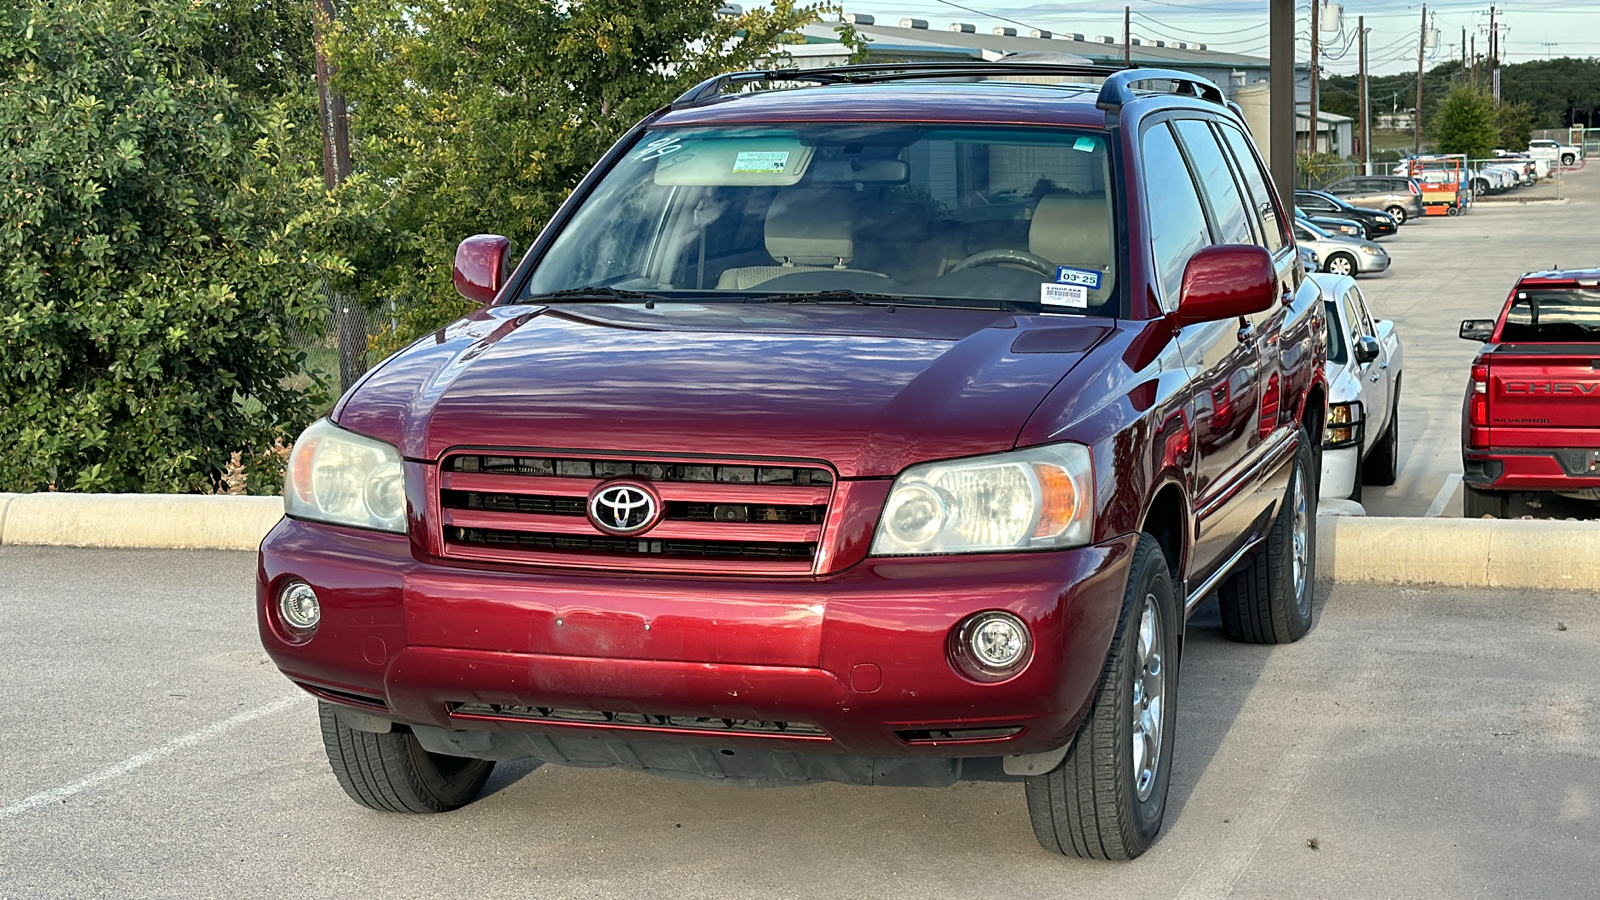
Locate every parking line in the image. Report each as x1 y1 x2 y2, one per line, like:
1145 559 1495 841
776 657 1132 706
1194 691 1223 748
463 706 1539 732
1425 473 1463 518
0 694 306 823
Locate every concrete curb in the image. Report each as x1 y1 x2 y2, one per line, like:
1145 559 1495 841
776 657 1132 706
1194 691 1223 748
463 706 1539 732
0 495 1595 589
0 493 282 551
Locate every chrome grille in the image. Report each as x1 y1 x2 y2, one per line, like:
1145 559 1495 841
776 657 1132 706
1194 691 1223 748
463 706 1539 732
435 452 834 574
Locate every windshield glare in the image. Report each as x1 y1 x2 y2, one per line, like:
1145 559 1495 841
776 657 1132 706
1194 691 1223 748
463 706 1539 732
524 124 1120 315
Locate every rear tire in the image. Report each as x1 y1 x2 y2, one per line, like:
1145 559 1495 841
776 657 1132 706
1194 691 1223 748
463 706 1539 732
1385 205 1407 224
1562 153 1576 166
1362 387 1400 486
1217 429 1316 644
319 701 495 813
1463 486 1509 519
1025 535 1179 861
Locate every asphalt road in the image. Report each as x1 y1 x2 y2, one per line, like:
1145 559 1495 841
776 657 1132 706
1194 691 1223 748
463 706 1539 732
2 546 1596 899
1349 162 1596 519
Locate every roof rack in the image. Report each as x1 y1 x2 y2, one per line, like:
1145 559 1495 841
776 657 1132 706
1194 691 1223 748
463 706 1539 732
671 62 1227 114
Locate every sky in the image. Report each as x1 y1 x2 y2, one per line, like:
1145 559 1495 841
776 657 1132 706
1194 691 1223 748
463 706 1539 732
840 1 1600 76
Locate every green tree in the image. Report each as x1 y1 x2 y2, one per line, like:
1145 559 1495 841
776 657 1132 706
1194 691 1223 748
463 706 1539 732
1496 101 1535 151
323 0 861 351
1432 83 1497 159
0 0 340 493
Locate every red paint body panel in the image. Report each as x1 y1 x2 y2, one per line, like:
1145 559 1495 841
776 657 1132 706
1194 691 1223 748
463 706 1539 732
259 518 1132 757
1460 272 1600 496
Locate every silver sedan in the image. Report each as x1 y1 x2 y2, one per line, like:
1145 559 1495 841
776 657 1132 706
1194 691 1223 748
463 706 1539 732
1293 217 1390 277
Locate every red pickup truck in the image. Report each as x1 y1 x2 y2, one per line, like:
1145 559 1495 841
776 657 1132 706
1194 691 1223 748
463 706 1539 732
1459 269 1600 517
260 63 1327 860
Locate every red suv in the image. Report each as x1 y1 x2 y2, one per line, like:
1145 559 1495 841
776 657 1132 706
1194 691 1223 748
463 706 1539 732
261 63 1326 860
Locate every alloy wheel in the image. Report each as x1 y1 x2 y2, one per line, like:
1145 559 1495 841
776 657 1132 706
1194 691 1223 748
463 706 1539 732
1131 594 1166 802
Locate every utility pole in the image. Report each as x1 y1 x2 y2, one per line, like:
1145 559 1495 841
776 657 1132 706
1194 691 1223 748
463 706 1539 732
1270 0 1296 209
1414 3 1426 155
1462 27 1467 74
1471 34 1476 83
312 0 365 391
1489 4 1500 104
1359 16 1370 175
1309 0 1320 155
1124 6 1131 66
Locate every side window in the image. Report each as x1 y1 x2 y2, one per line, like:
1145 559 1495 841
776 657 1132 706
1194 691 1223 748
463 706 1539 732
1218 123 1287 253
1350 285 1378 335
1141 122 1213 309
1173 119 1254 246
1339 291 1364 351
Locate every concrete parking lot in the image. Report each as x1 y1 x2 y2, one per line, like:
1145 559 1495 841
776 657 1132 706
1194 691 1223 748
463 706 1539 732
2 547 1596 899
1349 163 1596 519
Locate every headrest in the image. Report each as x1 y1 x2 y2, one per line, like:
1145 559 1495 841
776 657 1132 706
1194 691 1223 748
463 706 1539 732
765 189 855 265
1029 194 1114 272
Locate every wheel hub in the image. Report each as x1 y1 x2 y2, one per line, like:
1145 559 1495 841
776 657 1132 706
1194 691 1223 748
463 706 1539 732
1291 467 1310 613
1131 595 1165 802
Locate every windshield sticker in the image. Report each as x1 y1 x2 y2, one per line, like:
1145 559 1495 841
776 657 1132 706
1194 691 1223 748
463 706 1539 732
1041 283 1089 309
1073 136 1098 153
732 150 790 174
637 136 683 161
1055 266 1102 290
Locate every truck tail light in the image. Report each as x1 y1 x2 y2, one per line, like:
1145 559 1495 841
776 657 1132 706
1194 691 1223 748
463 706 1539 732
1470 363 1489 427
1408 180 1420 195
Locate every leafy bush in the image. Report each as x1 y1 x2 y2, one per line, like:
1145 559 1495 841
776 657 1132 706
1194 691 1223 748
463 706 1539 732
1432 84 1498 160
0 0 340 493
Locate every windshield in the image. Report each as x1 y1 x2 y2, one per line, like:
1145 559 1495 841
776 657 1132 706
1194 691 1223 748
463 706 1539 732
1296 219 1333 239
1501 289 1600 342
522 124 1121 315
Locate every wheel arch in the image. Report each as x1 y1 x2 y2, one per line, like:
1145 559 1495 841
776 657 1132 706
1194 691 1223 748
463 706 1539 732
1139 482 1189 587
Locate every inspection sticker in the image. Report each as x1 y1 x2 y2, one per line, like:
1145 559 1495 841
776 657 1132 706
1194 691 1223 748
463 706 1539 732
733 151 790 173
1073 136 1098 152
1055 266 1102 289
1040 283 1088 308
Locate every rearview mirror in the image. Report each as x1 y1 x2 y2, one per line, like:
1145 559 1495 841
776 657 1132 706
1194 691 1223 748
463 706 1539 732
453 234 513 304
1169 245 1276 327
1459 319 1495 342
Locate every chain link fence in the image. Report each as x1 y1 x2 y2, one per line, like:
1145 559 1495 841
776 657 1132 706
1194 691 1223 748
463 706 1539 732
284 283 385 398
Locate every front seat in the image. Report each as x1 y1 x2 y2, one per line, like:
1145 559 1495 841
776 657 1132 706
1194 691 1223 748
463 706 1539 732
1029 194 1115 295
716 189 875 290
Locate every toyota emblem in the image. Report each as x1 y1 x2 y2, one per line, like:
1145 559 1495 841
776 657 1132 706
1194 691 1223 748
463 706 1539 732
587 481 661 536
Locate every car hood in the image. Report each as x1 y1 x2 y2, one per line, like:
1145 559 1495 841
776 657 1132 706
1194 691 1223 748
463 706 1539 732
334 302 1111 478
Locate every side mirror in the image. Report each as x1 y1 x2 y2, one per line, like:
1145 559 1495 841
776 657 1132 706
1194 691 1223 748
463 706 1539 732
1169 244 1277 327
453 234 512 304
1354 334 1381 364
1459 319 1496 342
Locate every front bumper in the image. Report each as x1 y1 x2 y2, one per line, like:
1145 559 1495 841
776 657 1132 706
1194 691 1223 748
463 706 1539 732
1319 445 1359 501
1357 251 1391 274
259 518 1134 761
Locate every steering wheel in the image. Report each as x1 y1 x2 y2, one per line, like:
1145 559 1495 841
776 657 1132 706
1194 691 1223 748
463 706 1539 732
945 248 1057 277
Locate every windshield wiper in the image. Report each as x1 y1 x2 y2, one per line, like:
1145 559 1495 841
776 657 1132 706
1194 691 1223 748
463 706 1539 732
524 286 666 303
750 289 1011 311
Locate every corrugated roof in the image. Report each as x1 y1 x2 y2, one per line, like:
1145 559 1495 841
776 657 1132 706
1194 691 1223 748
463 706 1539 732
835 21 1271 68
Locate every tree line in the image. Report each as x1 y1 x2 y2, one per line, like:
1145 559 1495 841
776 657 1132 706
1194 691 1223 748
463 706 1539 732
0 0 853 493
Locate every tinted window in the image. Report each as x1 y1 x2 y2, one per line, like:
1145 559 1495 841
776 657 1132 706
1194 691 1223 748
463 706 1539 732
1323 300 1348 363
1217 123 1287 253
1141 122 1212 308
1174 119 1253 246
1501 289 1600 342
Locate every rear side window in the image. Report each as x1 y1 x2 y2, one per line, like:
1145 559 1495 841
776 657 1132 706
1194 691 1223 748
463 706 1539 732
1217 123 1286 253
1501 289 1600 342
1173 119 1253 246
1141 122 1212 308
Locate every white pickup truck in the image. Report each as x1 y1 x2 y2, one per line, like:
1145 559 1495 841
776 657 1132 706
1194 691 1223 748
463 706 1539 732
1528 138 1583 167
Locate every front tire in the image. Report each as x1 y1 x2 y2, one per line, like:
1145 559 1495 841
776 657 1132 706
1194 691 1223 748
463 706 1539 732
1385 205 1407 224
1025 535 1179 860
1464 485 1509 518
319 701 495 813
1217 428 1316 644
1324 252 1357 277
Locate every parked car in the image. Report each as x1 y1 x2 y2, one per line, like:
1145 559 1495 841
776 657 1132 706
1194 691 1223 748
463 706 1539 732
1311 274 1403 502
1490 152 1547 182
1299 243 1320 273
1323 175 1424 224
1459 268 1600 517
1298 208 1365 239
1527 138 1583 167
1292 217 1390 277
257 62 1328 861
1469 165 1518 196
1295 190 1398 239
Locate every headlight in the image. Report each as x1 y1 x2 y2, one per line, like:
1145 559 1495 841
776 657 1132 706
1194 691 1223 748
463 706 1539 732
1359 245 1380 255
1340 225 1361 236
870 445 1093 556
284 418 408 532
1325 401 1364 449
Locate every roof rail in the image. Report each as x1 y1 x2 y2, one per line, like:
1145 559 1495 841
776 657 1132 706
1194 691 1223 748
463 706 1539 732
1094 68 1225 111
671 61 1126 108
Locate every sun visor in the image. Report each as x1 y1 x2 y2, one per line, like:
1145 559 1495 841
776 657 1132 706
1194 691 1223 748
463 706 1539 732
651 137 816 186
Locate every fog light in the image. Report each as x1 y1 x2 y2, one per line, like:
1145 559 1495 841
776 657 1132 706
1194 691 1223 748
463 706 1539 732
954 611 1032 681
278 581 321 639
